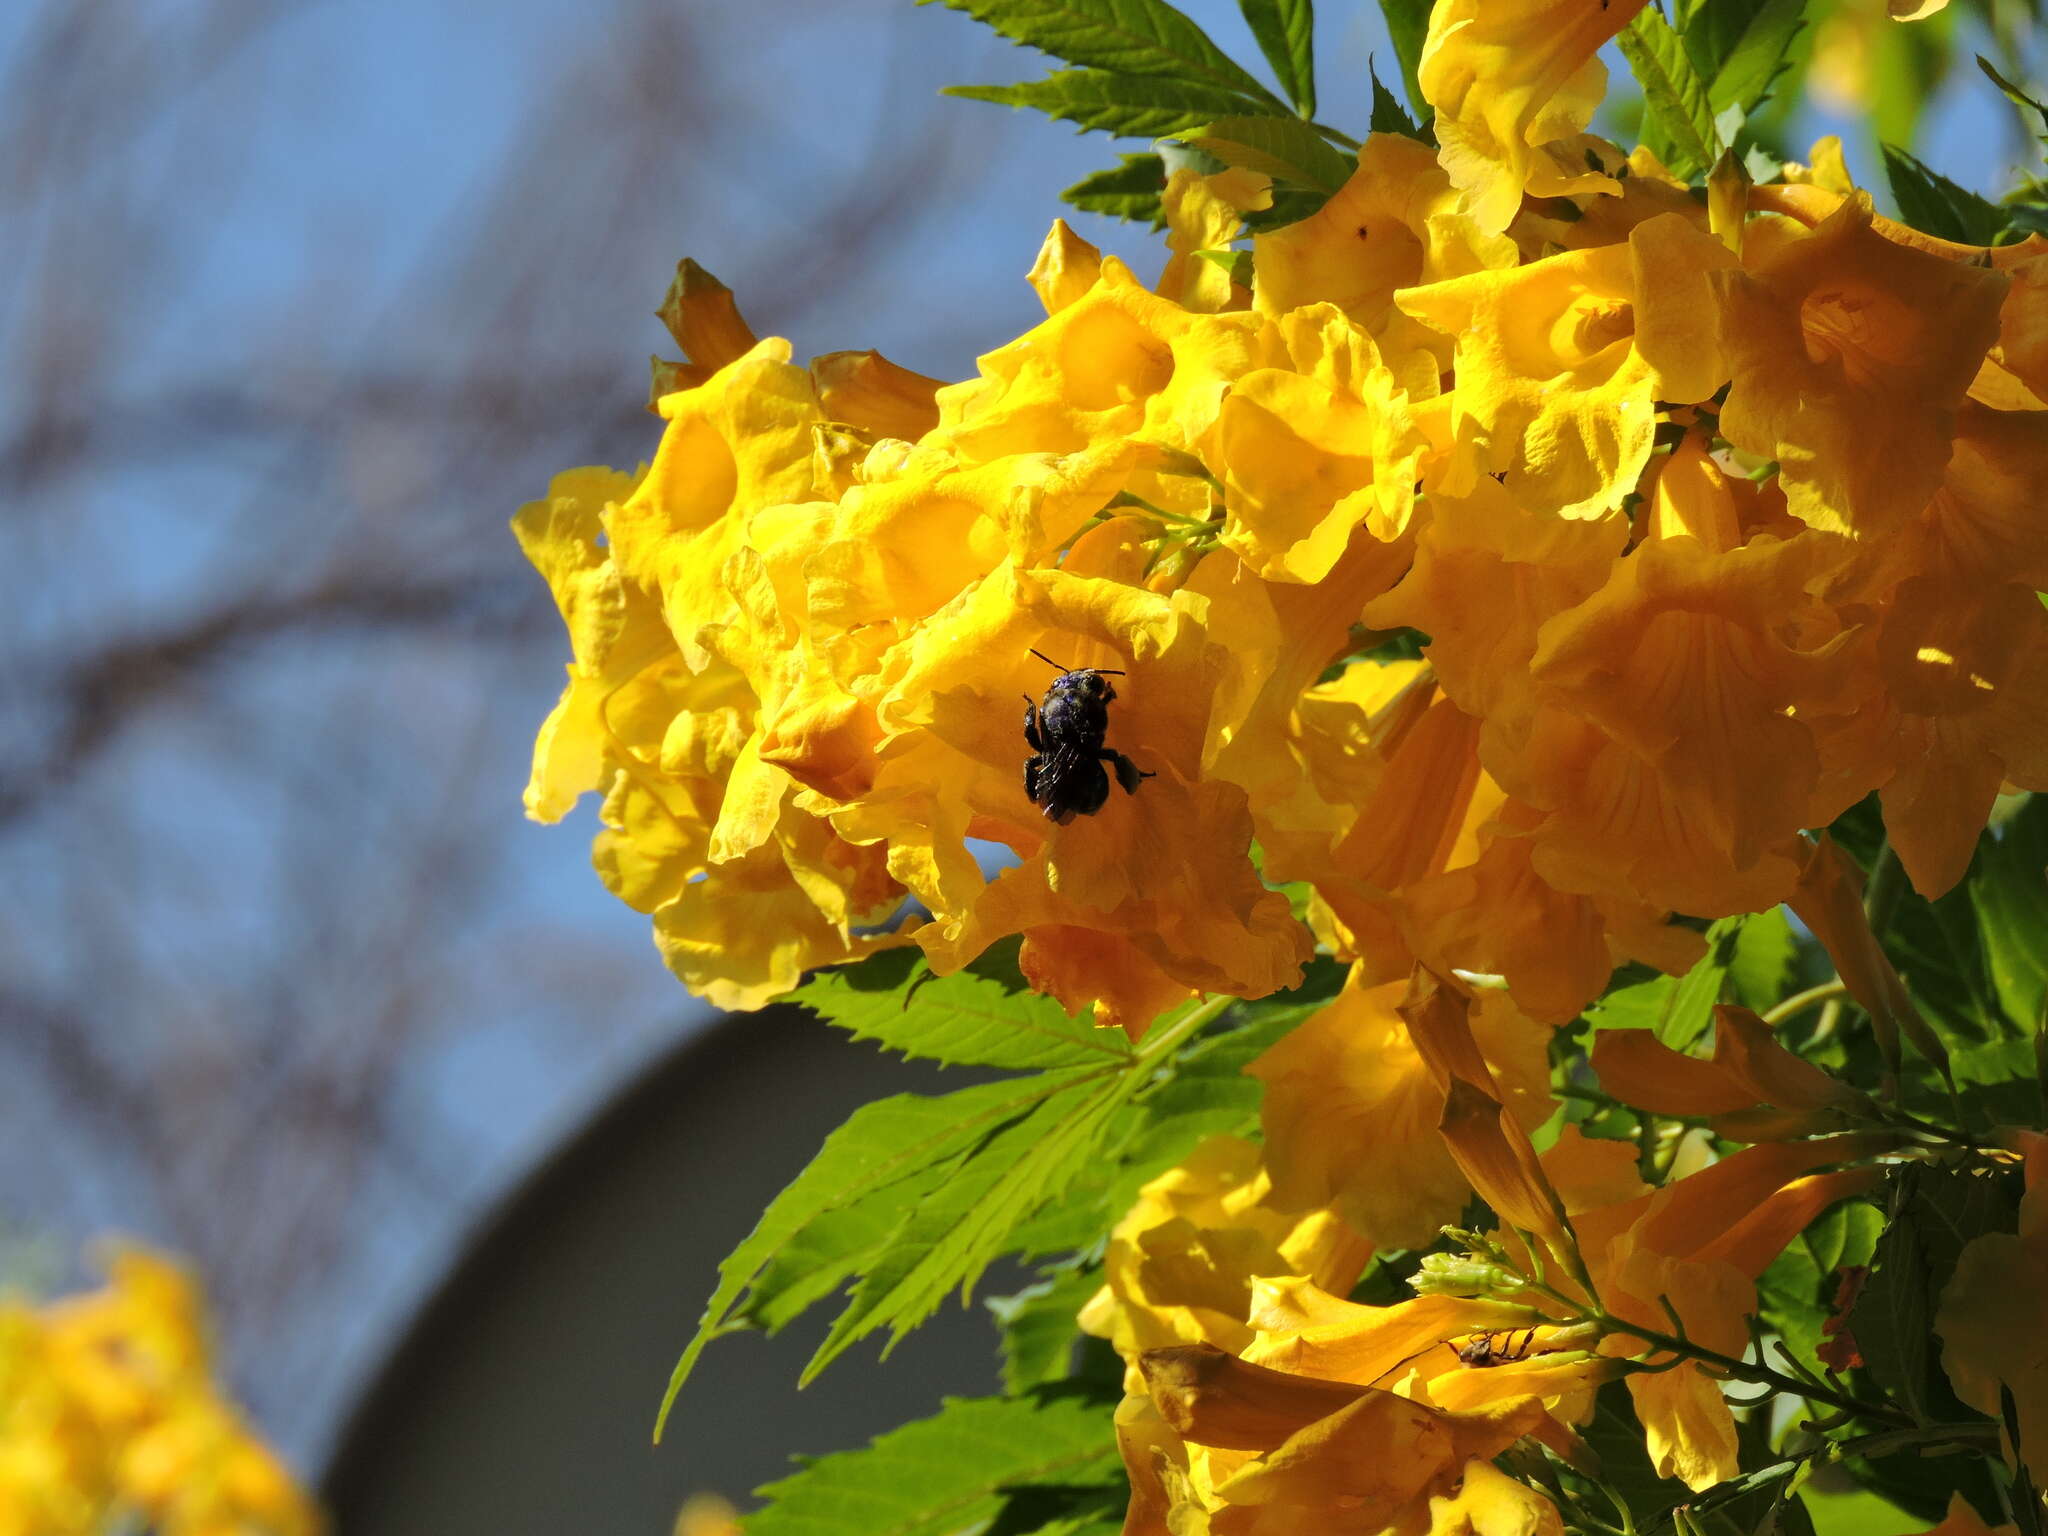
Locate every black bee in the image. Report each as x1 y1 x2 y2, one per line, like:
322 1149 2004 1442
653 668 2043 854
1022 648 1153 824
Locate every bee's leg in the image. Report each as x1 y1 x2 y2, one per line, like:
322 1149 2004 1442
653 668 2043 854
1024 756 1042 804
1022 697 1044 753
1106 751 1154 794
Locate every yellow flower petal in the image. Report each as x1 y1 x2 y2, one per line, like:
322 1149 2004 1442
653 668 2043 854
1418 0 1644 234
1715 197 2009 537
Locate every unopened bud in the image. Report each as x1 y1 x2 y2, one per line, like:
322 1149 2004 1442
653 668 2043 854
1414 1252 1526 1298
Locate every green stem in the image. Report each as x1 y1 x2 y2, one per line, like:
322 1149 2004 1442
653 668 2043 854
1599 1313 1912 1428
1515 1273 1910 1428
1762 981 1849 1028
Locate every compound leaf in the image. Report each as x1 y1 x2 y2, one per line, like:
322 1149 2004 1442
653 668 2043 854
1063 154 1168 224
947 69 1263 139
923 0 1283 106
1883 143 2003 245
794 943 1132 1071
1618 5 1721 179
1238 0 1316 118
744 1387 1119 1536
1176 113 1353 191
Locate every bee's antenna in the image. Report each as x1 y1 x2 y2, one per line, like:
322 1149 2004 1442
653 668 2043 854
1029 648 1068 672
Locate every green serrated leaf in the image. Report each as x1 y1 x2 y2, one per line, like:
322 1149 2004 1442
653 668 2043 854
1063 153 1168 225
1618 6 1721 180
1006 996 1311 1257
1375 0 1432 129
1694 0 1806 119
1882 144 2003 245
1368 55 1421 140
793 944 1133 1071
1970 793 2048 1033
1730 907 1799 1013
1238 0 1315 119
657 1072 1095 1436
1854 1164 2021 1425
946 69 1260 139
805 1072 1129 1381
743 1387 1119 1536
923 0 1284 107
988 1265 1103 1391
1757 1198 1882 1368
1950 1037 2044 1130
1176 113 1353 191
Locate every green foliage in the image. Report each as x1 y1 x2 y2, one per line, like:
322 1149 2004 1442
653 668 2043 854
1757 1198 1883 1370
1062 154 1167 225
1970 794 2048 1034
794 946 1131 1071
1618 6 1721 179
1854 1164 2020 1425
1882 144 2004 246
1176 113 1352 192
987 1264 1104 1390
1367 56 1422 141
1729 907 1799 1013
1237 0 1315 119
946 71 1259 139
690 16 2048 1533
657 947 1309 1431
920 0 1284 106
1373 0 1432 127
1688 0 1808 128
1585 914 1790 1050
742 1386 1120 1536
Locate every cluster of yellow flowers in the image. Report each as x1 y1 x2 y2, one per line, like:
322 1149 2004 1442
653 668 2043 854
518 9 2045 1032
0 1247 319 1536
519 0 2048 1527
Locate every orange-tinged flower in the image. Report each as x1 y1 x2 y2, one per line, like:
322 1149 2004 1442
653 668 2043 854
1890 1495 2018 1536
1788 835 1947 1077
1938 1137 2048 1486
835 561 1309 1015
1503 493 1859 917
1364 474 1627 732
1418 0 1646 235
651 827 902 1012
1402 971 1576 1258
649 257 761 402
1137 1342 1573 1534
808 348 943 442
1250 966 1555 1247
1582 1135 1898 1488
1590 1003 1876 1140
1854 577 2048 896
1714 197 2009 538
